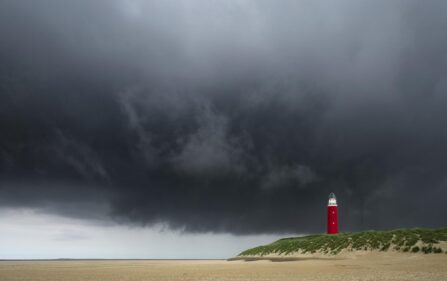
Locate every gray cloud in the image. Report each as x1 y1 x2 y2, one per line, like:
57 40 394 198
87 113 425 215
262 164 318 190
0 0 447 234
172 104 246 177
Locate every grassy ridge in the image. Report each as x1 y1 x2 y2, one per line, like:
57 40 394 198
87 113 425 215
239 228 447 256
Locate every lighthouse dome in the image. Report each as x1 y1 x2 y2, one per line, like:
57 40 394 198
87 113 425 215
328 192 337 206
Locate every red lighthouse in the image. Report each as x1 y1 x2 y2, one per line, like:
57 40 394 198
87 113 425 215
327 192 338 234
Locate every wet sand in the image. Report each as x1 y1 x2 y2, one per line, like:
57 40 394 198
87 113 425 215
0 253 446 281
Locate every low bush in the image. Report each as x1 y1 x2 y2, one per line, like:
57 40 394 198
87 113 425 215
238 228 447 256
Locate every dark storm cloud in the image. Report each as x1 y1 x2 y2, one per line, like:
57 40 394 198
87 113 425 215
1 0 447 234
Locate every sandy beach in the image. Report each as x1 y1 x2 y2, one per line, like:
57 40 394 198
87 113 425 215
1 252 446 281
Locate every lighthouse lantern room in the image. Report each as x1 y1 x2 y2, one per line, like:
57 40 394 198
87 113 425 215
327 192 338 234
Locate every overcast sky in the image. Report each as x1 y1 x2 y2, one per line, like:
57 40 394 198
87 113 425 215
1 0 447 258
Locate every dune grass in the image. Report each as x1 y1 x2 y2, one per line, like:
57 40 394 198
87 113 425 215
239 228 447 256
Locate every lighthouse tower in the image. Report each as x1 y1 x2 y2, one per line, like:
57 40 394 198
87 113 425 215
327 192 338 234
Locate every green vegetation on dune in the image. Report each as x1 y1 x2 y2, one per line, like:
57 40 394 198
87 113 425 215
239 228 447 256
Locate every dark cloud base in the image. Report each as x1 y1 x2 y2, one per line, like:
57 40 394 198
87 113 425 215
1 0 447 234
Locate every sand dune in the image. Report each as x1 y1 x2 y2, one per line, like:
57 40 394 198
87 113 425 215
0 252 446 281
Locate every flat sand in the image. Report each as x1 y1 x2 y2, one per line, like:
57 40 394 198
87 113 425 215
0 253 446 281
